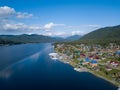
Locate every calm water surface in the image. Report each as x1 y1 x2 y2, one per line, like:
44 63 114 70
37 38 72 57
0 43 117 90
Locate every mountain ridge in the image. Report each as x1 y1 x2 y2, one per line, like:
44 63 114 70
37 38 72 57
0 34 60 45
74 25 120 45
0 34 82 45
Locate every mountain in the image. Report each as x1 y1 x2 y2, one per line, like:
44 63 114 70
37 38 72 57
77 25 120 45
0 34 62 45
52 35 82 42
65 35 82 41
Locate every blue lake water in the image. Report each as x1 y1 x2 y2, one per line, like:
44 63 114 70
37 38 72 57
0 43 117 90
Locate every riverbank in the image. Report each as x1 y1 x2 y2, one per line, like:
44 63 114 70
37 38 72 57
89 70 120 87
56 52 120 87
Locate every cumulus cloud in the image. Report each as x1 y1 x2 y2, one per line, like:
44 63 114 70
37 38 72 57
1 23 41 31
0 22 42 35
44 22 65 30
0 6 102 37
0 6 39 34
44 22 54 29
0 6 33 19
0 6 15 18
67 24 101 36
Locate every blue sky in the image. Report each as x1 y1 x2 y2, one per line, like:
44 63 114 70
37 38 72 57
0 0 120 37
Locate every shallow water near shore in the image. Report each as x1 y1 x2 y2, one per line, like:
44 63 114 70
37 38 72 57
0 43 117 90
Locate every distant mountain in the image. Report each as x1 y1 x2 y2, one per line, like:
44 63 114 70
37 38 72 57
65 35 82 41
77 25 120 45
0 34 62 45
52 35 82 42
52 36 64 41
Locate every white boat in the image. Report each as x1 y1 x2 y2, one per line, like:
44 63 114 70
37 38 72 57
74 68 80 72
49 53 58 60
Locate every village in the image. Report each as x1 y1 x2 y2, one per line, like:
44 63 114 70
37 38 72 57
54 43 120 86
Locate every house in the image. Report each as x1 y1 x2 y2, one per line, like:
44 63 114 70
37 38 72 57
89 55 94 59
110 61 119 67
84 57 90 64
80 54 86 58
93 55 100 60
90 60 98 67
115 50 120 57
106 66 112 71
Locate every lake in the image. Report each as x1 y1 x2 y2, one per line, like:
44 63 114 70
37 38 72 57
0 43 117 90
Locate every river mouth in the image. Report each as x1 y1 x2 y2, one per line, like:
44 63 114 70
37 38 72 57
0 43 117 90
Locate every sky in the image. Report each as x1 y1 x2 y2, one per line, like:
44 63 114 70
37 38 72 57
0 0 120 37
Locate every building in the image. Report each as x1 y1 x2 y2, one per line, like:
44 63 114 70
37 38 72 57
90 60 98 67
84 57 90 64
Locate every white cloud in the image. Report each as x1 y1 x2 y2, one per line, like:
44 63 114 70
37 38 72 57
3 23 21 30
0 6 102 37
44 22 65 30
67 24 101 36
2 23 26 30
1 23 41 32
0 6 33 19
16 12 33 19
0 6 15 17
43 24 101 37
0 6 103 37
0 6 41 34
83 24 101 28
43 31 66 37
67 24 101 29
43 32 53 36
44 22 54 29
55 32 66 36
71 30 85 36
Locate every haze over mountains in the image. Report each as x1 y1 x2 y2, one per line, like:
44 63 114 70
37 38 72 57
0 34 82 45
0 25 120 45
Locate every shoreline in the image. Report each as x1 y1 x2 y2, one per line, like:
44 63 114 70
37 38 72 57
88 69 120 87
55 52 120 88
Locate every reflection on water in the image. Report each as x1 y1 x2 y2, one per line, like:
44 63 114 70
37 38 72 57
0 43 117 90
0 44 52 79
0 68 13 79
0 51 42 79
29 52 41 61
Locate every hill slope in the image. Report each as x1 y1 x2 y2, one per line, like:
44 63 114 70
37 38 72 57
0 34 62 45
78 25 120 45
65 35 82 41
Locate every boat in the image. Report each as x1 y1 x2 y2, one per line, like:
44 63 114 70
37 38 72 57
49 53 58 60
74 68 80 72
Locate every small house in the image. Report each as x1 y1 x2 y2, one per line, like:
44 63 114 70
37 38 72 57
84 57 90 64
110 61 119 67
90 60 98 67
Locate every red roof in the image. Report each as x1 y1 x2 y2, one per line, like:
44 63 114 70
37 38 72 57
110 61 119 64
94 56 100 59
80 54 86 56
89 55 93 58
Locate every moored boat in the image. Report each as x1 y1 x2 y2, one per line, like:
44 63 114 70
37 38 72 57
49 53 58 60
74 68 80 72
